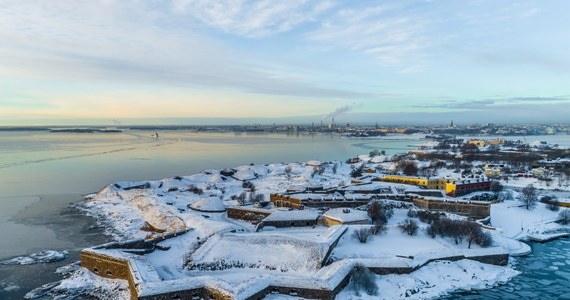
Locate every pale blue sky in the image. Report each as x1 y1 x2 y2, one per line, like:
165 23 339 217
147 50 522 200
0 0 569 125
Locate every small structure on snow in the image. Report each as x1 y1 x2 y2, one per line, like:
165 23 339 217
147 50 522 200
188 197 226 213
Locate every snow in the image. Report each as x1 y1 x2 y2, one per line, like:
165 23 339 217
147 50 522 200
189 197 226 212
337 259 519 299
0 250 68 265
25 268 130 300
263 209 320 222
63 157 539 299
188 233 325 275
323 208 369 224
491 199 563 240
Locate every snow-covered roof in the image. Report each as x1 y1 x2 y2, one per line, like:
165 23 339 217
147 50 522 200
189 197 226 212
339 182 391 192
263 209 320 222
323 208 369 223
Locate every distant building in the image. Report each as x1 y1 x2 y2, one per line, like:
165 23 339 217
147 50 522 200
445 179 491 197
380 175 490 197
380 175 456 190
468 140 485 147
261 209 320 228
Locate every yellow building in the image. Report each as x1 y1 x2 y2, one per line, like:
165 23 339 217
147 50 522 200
468 140 486 147
380 175 456 190
486 138 505 146
445 179 491 197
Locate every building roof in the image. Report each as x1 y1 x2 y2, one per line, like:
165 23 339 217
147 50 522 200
263 209 320 222
323 208 369 223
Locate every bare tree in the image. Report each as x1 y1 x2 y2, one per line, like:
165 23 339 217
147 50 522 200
284 165 292 178
352 227 372 243
461 221 483 249
521 184 538 210
398 219 418 236
490 181 503 195
367 201 393 224
237 192 248 205
396 160 418 176
427 218 493 248
350 264 378 296
351 165 365 178
370 221 387 235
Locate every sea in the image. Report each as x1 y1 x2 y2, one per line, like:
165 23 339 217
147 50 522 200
0 129 418 299
0 129 568 299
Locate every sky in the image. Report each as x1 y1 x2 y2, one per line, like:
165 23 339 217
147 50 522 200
0 0 569 126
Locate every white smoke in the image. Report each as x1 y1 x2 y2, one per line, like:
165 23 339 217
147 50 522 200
321 103 359 121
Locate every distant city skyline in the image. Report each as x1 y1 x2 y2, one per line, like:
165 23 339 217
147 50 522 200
1 0 569 125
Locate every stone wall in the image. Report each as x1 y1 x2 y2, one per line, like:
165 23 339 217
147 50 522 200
262 218 318 228
80 250 138 300
321 216 343 227
412 197 490 219
246 286 333 300
226 207 272 221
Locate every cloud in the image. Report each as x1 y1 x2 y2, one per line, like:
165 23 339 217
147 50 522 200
466 50 570 74
413 96 570 110
171 0 337 37
306 4 435 65
0 0 361 99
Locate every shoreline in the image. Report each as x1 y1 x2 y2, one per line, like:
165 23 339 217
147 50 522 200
0 195 111 300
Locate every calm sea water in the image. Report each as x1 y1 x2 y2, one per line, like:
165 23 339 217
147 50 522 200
0 130 418 299
1 130 568 299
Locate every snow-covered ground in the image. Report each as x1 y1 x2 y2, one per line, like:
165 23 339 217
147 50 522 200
491 197 569 242
41 156 561 299
337 259 519 299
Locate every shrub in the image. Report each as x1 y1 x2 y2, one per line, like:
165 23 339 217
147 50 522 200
249 193 265 204
285 165 292 177
237 192 248 205
427 217 493 248
548 201 561 211
370 221 387 235
350 264 378 296
368 201 394 225
475 231 493 247
242 181 255 191
351 165 364 178
369 149 382 157
416 210 441 224
398 219 418 236
396 160 418 176
352 227 372 243
407 208 418 218
490 181 503 193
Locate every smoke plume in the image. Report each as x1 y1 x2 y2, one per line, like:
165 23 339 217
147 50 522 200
321 103 359 121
